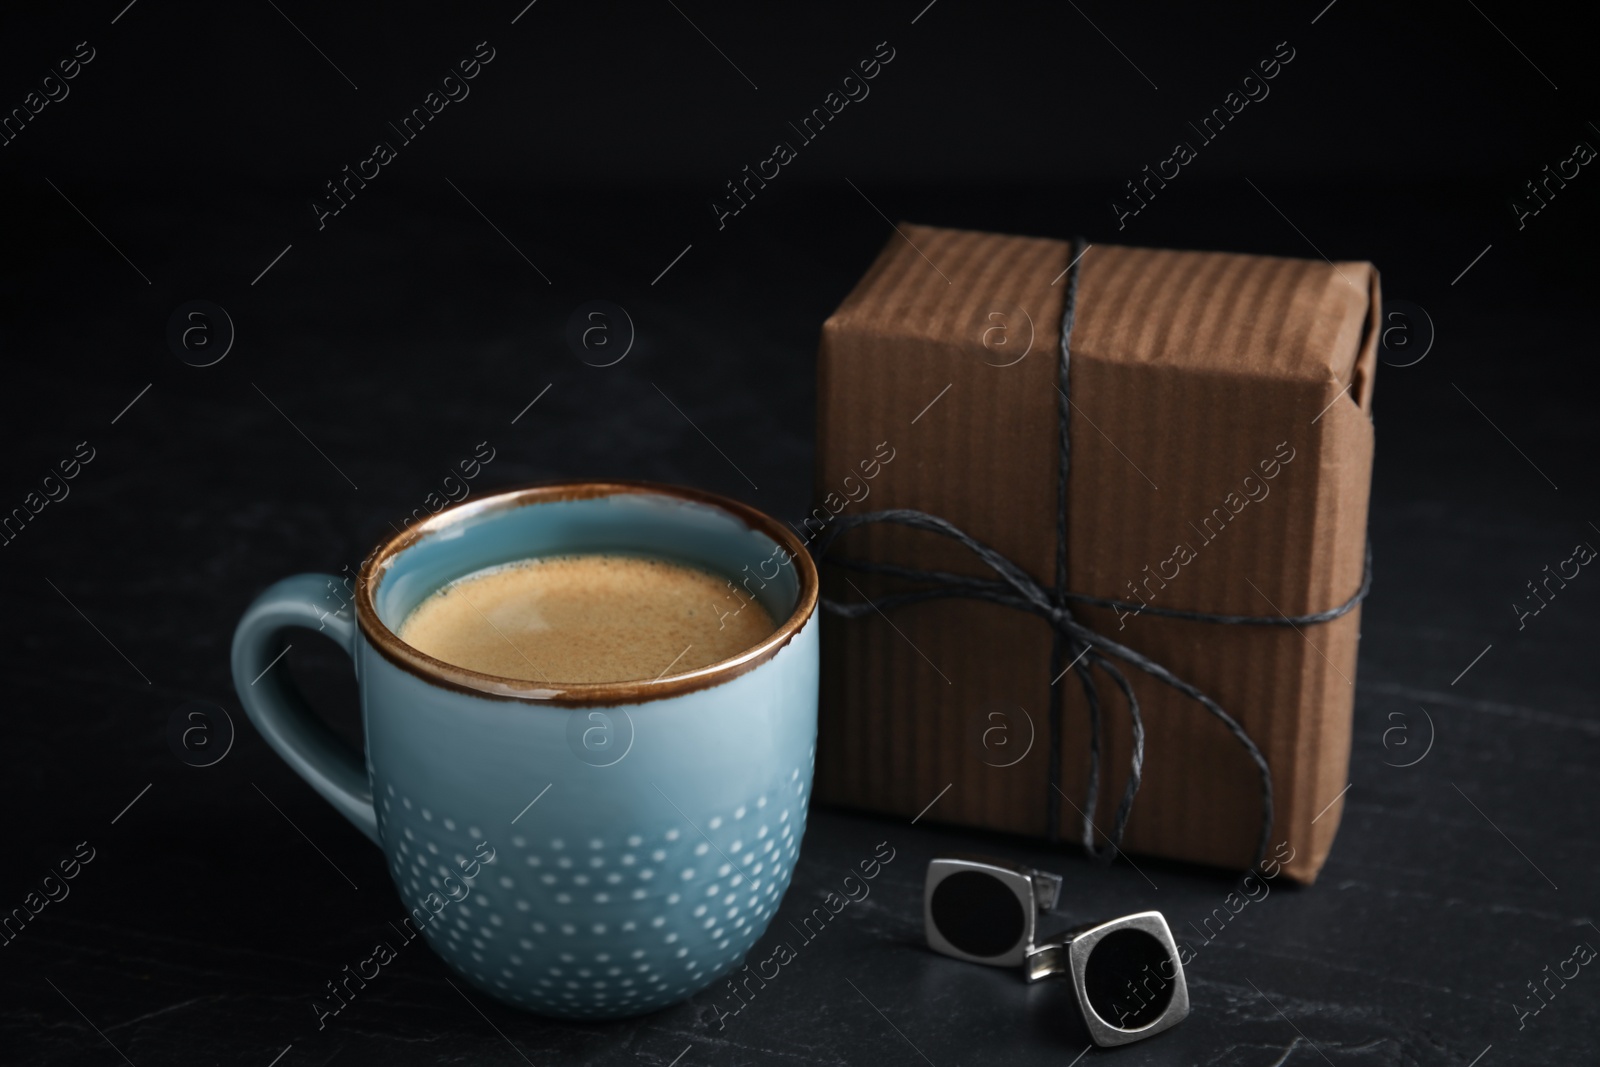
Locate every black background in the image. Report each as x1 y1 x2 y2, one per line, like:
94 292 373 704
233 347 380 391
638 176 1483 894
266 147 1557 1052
2 1 1597 1064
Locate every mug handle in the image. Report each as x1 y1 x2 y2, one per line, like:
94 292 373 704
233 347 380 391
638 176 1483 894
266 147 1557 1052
231 573 378 844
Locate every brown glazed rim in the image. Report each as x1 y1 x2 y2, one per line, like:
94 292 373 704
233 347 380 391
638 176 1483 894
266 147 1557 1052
354 480 819 706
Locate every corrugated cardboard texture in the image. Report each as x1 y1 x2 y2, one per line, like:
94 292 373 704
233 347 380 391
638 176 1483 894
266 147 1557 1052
815 225 1377 883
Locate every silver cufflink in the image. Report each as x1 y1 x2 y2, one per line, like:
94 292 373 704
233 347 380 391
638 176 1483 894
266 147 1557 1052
923 854 1063 967
1025 910 1190 1046
924 857 1189 1047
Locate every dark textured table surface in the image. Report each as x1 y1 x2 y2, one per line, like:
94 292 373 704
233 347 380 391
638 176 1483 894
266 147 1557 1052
4 2 1599 1064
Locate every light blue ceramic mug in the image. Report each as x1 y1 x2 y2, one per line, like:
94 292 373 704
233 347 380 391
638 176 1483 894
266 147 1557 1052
231 482 819 1019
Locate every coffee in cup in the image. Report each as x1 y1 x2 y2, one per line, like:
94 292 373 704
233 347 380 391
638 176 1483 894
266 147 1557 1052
397 553 775 683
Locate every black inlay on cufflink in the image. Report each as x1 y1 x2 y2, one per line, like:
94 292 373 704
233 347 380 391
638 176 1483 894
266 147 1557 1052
1081 927 1174 1030
929 870 1026 958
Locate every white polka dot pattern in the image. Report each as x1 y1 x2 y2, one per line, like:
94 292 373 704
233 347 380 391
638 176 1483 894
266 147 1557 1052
375 760 813 1018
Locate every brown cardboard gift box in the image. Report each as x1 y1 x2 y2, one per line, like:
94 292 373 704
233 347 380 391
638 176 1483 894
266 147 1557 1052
813 225 1378 884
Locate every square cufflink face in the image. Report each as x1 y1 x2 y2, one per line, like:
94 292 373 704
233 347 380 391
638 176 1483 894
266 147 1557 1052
924 856 1058 967
1055 911 1189 1047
